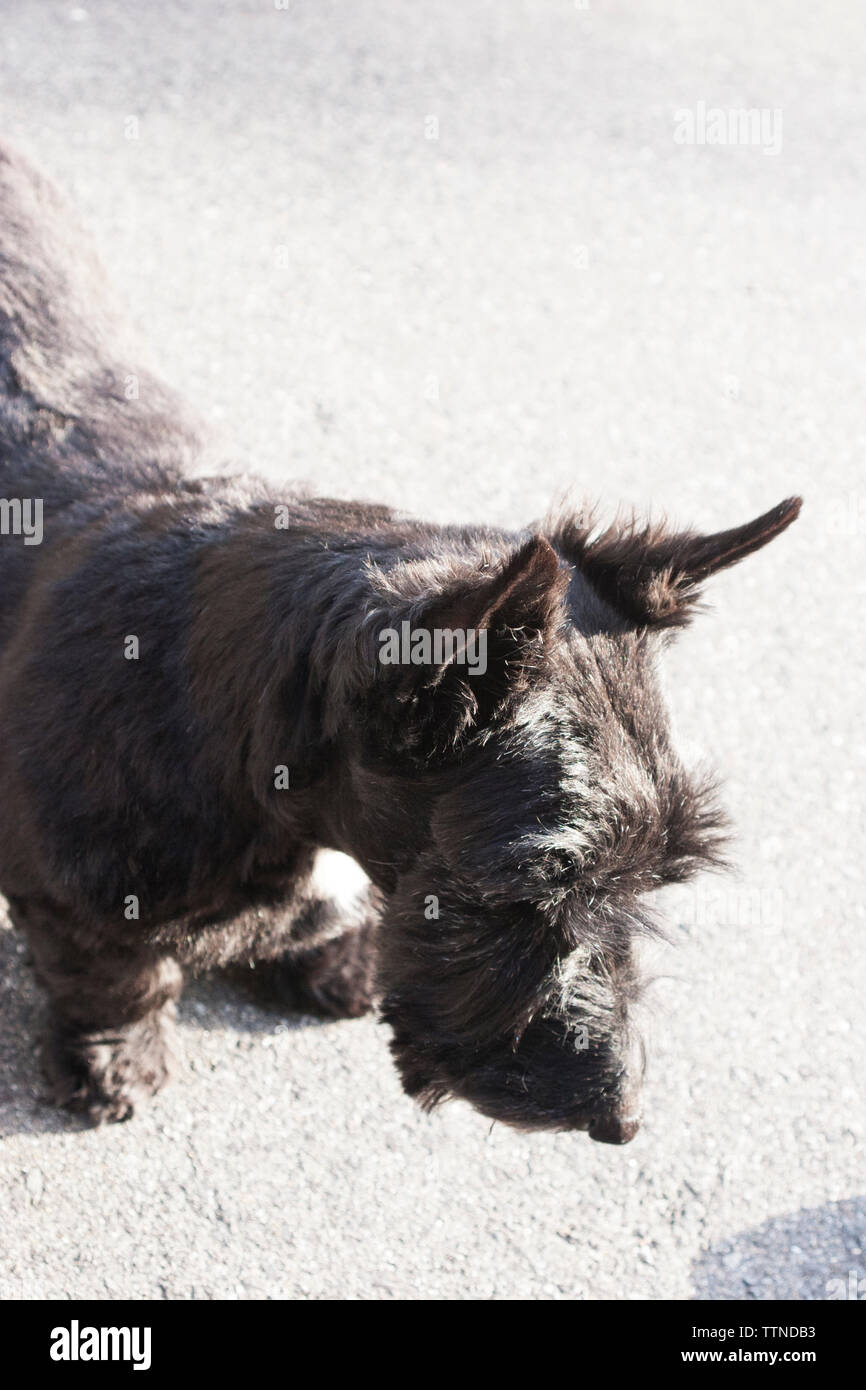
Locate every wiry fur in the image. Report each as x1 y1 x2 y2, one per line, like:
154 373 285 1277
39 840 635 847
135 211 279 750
0 140 800 1138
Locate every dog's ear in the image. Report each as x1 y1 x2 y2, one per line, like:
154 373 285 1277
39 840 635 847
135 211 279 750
554 496 802 630
423 534 564 651
370 536 567 756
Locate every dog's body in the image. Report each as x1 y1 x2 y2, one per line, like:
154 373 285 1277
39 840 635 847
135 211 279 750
0 141 800 1137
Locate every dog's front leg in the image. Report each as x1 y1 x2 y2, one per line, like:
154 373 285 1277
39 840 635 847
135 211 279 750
11 898 182 1124
276 922 378 1019
242 850 381 1019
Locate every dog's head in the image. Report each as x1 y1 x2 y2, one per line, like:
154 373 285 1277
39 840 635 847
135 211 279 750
343 498 801 1139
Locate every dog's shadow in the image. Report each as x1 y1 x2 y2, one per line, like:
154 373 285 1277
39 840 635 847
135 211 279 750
691 1197 866 1300
0 920 332 1139
179 961 337 1035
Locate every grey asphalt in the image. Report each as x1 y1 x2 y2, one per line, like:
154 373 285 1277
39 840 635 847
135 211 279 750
0 0 863 1301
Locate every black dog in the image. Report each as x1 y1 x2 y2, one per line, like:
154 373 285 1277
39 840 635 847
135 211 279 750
0 141 800 1139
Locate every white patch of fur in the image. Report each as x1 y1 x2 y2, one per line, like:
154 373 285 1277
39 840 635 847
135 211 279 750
308 849 372 913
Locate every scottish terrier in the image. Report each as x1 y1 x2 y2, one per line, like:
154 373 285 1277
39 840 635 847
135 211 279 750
0 141 800 1140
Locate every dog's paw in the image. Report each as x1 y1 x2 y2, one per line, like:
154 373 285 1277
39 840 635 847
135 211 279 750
281 927 377 1020
42 1008 179 1125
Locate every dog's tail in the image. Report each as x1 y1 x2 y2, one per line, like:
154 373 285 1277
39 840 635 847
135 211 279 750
0 139 205 513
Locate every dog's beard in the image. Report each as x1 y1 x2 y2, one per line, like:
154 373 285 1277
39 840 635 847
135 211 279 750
379 894 645 1134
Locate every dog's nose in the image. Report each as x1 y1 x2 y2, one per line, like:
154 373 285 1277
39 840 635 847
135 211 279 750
588 1112 641 1145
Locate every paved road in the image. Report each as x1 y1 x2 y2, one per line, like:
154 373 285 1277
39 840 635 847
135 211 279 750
0 0 863 1300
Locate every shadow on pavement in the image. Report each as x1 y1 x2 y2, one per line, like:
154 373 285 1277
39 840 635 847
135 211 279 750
691 1197 866 1300
0 915 331 1140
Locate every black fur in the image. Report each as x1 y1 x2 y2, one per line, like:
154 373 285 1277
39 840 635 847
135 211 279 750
0 141 800 1138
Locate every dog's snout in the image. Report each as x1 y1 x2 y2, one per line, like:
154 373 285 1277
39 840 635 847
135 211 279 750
588 1111 641 1145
